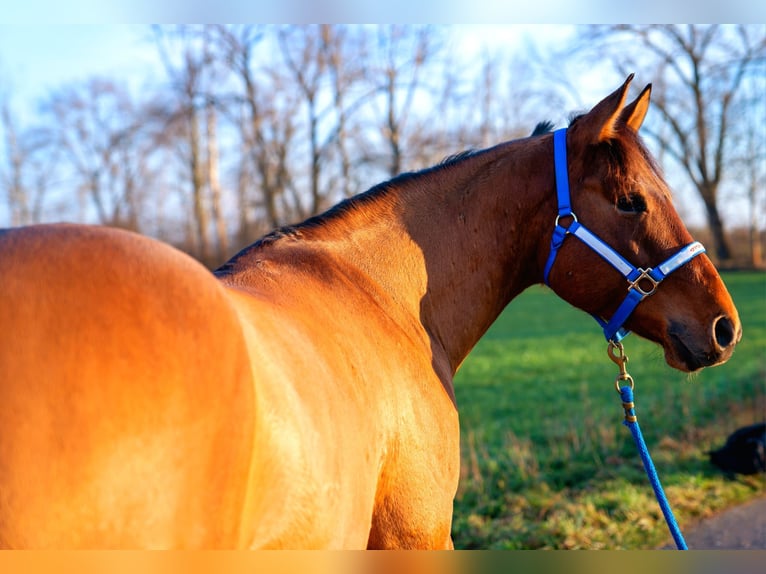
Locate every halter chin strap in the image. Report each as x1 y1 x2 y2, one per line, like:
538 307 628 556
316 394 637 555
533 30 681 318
543 128 706 343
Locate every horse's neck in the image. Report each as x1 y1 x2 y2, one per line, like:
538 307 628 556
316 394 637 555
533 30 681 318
312 138 552 375
219 137 552 378
392 141 551 373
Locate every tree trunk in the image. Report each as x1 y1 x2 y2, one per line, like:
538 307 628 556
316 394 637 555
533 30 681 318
236 130 252 249
206 101 228 263
700 188 732 263
749 171 763 268
386 72 402 177
2 103 30 226
189 105 211 263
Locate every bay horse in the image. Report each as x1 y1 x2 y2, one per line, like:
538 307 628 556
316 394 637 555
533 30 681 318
0 76 741 548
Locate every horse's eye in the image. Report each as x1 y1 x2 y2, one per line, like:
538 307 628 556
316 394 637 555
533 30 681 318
616 193 647 214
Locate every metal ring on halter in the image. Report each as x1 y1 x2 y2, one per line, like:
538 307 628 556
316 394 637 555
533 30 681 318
554 212 578 229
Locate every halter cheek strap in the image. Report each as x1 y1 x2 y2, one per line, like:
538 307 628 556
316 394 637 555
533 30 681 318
543 128 705 342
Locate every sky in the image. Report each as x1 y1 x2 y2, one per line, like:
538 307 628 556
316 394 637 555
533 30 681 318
0 25 567 95
0 0 761 114
0 26 160 118
0 17 763 230
0 24 588 126
1 1 762 25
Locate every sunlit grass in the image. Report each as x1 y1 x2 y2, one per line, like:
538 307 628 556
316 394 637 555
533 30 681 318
452 272 766 549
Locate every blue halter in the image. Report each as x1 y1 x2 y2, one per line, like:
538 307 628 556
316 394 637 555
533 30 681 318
543 128 706 343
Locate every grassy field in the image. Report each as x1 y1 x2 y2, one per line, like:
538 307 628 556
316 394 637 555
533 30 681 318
451 271 765 549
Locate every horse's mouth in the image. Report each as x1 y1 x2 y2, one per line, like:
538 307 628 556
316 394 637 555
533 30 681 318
665 321 738 372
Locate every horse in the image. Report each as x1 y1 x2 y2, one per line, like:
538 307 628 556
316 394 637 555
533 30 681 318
0 75 741 548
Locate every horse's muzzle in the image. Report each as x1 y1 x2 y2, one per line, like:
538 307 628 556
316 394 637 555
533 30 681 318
666 314 742 372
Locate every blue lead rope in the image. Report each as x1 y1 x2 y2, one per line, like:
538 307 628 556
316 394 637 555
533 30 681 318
618 384 688 550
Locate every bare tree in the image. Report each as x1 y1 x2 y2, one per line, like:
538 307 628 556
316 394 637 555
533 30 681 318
733 70 766 267
1 98 29 226
153 25 223 263
575 24 766 262
366 25 438 177
323 25 369 200
205 25 266 244
205 99 229 262
278 25 372 213
41 77 153 230
208 25 298 235
0 93 61 226
278 25 329 216
441 39 571 154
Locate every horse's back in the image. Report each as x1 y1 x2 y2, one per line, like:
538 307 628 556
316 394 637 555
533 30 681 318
0 224 255 548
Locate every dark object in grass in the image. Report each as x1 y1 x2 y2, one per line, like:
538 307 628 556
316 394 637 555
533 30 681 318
708 423 766 475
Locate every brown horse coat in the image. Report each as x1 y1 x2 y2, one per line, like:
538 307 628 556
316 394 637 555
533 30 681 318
0 218 459 549
0 77 740 548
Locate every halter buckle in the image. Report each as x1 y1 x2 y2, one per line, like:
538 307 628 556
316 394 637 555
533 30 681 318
628 268 659 297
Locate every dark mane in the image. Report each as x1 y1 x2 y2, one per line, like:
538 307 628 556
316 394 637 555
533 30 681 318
214 188 390 274
224 113 665 269
216 136 516 275
234 180 398 252
531 121 555 136
237 146 496 254
568 113 586 126
439 149 480 166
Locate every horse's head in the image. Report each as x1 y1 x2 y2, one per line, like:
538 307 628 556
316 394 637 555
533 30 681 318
541 75 741 372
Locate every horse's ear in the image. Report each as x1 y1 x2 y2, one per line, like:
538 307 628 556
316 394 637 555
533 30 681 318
572 74 634 144
619 83 652 133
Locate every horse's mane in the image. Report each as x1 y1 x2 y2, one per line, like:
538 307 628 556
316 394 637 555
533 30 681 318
238 177 403 252
439 149 481 166
531 120 555 136
236 146 498 255
218 118 580 270
530 114 587 136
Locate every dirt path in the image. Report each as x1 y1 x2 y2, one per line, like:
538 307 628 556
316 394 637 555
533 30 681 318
661 495 766 550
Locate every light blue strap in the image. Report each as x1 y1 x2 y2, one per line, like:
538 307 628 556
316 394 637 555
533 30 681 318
597 249 702 342
570 223 635 278
657 242 705 277
599 242 706 341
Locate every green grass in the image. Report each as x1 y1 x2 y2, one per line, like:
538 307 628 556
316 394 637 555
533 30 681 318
452 272 766 549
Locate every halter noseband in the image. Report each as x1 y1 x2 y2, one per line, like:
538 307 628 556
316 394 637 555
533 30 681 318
543 128 705 343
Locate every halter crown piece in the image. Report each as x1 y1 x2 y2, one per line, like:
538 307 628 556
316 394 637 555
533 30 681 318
543 128 705 343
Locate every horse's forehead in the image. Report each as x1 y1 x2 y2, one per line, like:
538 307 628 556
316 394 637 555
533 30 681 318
625 148 673 200
583 137 672 200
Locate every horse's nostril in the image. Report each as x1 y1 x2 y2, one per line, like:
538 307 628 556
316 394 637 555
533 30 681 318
713 315 736 349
